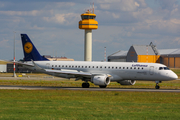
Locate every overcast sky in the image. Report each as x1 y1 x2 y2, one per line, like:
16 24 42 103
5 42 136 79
0 0 180 61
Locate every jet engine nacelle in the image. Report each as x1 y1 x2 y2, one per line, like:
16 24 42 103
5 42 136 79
118 80 136 85
92 75 110 86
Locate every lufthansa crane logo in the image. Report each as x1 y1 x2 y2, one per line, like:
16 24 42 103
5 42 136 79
24 42 33 53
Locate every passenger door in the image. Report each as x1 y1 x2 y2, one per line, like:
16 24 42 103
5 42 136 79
149 66 154 75
46 63 50 69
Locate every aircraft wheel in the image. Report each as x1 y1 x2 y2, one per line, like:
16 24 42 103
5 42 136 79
82 83 90 88
99 85 107 88
155 85 160 89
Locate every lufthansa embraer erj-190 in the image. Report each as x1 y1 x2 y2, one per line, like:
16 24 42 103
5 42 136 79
17 34 178 89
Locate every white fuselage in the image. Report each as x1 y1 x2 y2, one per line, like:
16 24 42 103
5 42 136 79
24 61 178 82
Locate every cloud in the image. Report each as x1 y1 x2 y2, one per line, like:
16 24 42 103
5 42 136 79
132 7 153 20
0 10 42 16
30 25 45 30
171 19 180 24
1 0 180 61
156 0 178 10
97 0 140 11
135 2 140 7
0 39 9 47
136 0 147 7
99 4 110 10
43 13 80 25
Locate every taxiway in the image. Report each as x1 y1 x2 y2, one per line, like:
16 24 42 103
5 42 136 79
0 85 180 92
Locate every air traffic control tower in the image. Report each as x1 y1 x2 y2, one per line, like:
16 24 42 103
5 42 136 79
79 5 98 61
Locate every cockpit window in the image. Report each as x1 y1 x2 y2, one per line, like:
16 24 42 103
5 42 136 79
159 67 163 70
159 67 170 70
164 67 170 70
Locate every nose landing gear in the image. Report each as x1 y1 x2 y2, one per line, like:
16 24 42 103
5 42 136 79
155 81 161 89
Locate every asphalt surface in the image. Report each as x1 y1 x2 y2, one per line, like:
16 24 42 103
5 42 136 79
0 85 180 92
0 77 180 92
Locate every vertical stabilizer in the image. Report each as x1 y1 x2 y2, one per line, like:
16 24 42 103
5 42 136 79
21 34 49 61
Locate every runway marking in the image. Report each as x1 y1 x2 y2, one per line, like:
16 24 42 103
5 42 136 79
0 85 180 92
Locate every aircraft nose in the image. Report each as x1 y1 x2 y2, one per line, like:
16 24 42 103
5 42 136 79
170 72 178 80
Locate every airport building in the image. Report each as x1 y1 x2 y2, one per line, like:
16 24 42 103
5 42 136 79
0 64 7 72
108 42 180 68
43 56 74 61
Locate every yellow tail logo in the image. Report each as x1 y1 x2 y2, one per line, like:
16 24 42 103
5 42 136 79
24 42 33 53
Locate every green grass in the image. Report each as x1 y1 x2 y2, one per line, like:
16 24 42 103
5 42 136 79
0 69 180 119
0 68 180 89
0 79 180 89
0 90 180 120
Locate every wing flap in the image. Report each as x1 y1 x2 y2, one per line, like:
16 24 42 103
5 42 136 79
45 69 92 77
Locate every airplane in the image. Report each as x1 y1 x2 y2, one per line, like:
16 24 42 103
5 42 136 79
17 34 178 89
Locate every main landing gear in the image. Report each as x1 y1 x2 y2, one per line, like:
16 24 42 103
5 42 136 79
82 82 90 88
82 83 107 88
155 81 161 89
99 85 107 88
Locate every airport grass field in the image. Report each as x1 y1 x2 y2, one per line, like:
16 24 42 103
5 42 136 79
0 69 180 119
0 89 180 120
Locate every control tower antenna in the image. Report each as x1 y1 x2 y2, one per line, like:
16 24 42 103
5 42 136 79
79 4 98 61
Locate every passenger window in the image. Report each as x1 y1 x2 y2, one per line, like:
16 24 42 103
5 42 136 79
52 65 54 67
127 67 128 69
59 65 60 67
119 67 121 69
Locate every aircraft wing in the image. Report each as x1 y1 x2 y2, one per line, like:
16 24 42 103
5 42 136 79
31 60 92 78
45 69 92 77
14 61 34 67
0 60 34 67
11 60 92 77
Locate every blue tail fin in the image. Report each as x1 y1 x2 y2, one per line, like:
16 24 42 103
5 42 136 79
21 34 49 61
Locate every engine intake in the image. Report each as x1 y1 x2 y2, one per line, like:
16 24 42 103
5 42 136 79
118 80 136 85
92 75 110 86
